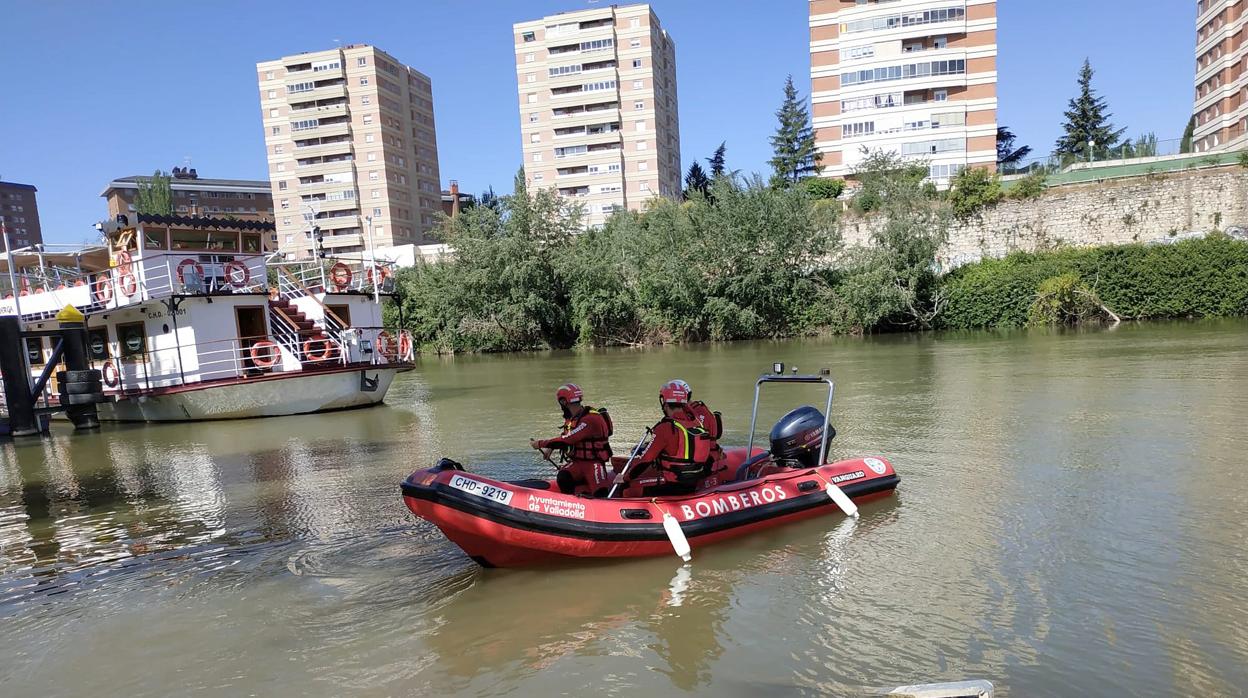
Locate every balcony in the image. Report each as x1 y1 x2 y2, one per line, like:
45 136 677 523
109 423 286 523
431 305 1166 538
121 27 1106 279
295 121 351 140
296 158 356 177
289 102 348 119
287 83 346 103
292 140 353 158
298 179 355 196
316 214 362 232
322 232 364 247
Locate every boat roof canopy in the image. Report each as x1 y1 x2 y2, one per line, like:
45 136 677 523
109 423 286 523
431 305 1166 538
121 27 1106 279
0 245 110 273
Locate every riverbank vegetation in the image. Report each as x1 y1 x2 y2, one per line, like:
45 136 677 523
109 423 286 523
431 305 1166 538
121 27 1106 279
940 235 1248 329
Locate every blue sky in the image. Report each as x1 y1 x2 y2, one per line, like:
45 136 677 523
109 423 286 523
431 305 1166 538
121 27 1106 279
0 1 1195 244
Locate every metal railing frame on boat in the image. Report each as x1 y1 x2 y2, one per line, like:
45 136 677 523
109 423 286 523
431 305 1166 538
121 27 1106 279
266 256 397 296
95 326 407 394
745 370 836 466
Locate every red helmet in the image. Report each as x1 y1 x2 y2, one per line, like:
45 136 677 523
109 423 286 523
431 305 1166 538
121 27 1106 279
555 383 583 404
659 380 690 405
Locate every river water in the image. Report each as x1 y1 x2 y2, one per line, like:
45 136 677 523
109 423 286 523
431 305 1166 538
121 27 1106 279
1 320 1246 696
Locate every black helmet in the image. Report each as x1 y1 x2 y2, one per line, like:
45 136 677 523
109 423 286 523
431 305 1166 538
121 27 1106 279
768 405 835 467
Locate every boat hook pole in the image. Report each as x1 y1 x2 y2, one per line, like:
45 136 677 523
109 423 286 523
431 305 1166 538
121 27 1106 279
607 428 653 499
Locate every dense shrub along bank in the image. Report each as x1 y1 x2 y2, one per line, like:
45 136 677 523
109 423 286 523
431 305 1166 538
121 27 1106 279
939 235 1248 329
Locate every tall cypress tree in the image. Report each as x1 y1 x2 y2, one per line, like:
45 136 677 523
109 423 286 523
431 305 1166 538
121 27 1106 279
134 170 174 216
683 162 711 199
1179 115 1196 154
707 142 727 178
1054 59 1126 158
768 75 821 186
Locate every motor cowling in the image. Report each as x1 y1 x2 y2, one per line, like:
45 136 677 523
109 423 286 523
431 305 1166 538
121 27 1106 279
768 406 835 468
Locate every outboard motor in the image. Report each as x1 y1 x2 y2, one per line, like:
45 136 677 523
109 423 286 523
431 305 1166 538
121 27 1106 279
768 405 836 468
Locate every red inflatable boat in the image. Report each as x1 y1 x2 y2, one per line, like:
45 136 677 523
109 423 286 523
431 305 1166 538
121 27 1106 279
401 369 900 567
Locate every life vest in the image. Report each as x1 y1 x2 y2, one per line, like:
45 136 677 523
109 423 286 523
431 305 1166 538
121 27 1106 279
657 418 715 483
560 406 614 464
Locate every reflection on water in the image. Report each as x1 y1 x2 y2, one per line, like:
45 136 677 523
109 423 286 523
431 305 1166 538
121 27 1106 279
1 319 1248 696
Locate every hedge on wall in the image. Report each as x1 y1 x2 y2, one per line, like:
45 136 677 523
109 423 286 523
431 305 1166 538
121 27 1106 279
939 235 1248 329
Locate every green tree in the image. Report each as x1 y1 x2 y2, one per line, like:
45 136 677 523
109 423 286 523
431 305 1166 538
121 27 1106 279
683 162 711 199
803 177 844 199
768 75 821 186
134 170 174 216
1055 59 1126 159
948 166 1004 219
996 126 1032 172
838 152 952 330
1180 116 1196 154
707 142 727 178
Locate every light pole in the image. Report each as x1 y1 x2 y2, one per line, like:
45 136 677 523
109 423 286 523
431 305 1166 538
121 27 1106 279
1088 139 1095 164
364 214 379 304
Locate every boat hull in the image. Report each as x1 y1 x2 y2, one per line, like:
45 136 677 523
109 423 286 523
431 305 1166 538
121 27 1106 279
97 365 401 422
402 454 899 567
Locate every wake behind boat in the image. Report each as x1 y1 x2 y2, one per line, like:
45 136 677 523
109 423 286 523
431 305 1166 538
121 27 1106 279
403 369 900 567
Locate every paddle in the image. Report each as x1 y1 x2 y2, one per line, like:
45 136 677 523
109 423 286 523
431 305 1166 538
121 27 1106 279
606 428 653 499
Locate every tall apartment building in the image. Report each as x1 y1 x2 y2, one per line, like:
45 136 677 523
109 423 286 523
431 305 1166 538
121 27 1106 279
809 0 998 185
257 45 441 258
514 4 680 228
1192 0 1247 153
0 181 42 248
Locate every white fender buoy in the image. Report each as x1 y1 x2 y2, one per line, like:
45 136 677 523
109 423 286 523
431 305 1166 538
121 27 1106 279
825 481 860 518
661 511 692 562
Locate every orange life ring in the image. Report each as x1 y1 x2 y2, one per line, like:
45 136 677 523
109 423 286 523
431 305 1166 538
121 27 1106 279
55 283 67 290
224 260 250 288
249 340 280 368
329 262 352 291
176 258 204 285
102 360 120 388
19 289 29 297
377 330 397 360
93 275 113 303
73 279 86 287
302 336 336 362
366 265 391 286
116 249 133 275
398 330 413 360
119 271 138 297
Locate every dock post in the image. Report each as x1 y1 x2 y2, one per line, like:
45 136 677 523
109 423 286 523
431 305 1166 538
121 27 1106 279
56 305 101 430
0 315 38 436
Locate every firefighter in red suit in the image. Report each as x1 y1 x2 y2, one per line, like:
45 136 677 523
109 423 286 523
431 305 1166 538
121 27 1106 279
530 383 614 497
615 381 719 496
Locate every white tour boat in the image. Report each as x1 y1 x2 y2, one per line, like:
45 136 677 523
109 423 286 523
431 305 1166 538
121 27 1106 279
0 214 414 422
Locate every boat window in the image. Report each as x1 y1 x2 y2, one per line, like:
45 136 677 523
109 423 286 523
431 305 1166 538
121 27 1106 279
117 322 147 360
143 226 168 250
25 338 45 366
88 328 111 360
170 229 238 252
241 233 262 253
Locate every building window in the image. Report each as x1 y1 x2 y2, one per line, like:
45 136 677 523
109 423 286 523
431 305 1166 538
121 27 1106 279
630 38 641 48
373 207 383 217
529 112 540 123
281 199 290 209
533 152 543 162
368 152 377 162
267 89 276 99
638 161 649 171
278 181 288 191
274 144 284 154
372 189 381 199
639 182 650 192
636 120 646 131
363 114 373 124
366 134 375 143
369 171 379 181
265 70 274 80
534 173 544 182
637 141 647 150
362 95 371 105
269 108 279 118
525 52 535 63
934 36 948 49
527 93 537 104
360 76 369 85
271 126 280 135
530 133 541 143
634 100 644 110
633 80 643 89
358 57 367 66
630 18 640 27
934 89 948 102
276 163 285 172
522 31 535 42
632 59 642 68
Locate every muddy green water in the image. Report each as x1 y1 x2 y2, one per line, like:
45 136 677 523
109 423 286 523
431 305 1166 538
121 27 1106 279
2 320 1247 696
